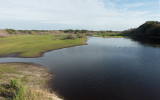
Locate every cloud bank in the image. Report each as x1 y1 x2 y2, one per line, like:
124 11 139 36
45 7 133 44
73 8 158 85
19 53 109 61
0 0 159 30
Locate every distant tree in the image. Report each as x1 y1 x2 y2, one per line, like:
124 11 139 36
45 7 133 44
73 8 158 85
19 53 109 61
6 29 15 34
123 21 160 37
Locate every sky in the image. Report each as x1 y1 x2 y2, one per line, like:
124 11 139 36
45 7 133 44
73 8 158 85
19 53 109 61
0 0 160 31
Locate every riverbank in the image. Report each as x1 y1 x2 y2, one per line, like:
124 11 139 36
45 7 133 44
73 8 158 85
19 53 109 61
0 62 62 100
0 34 87 58
94 33 124 38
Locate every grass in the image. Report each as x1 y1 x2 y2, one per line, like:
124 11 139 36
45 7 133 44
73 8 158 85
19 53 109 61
0 65 19 74
0 63 62 100
11 79 25 100
0 64 20 80
94 33 124 38
0 34 86 57
0 63 51 85
0 79 59 100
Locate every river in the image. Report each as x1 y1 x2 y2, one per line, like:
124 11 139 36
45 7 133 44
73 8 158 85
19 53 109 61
0 37 160 100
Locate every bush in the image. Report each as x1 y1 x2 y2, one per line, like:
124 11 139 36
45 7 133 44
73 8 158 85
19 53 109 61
10 79 25 100
86 33 93 36
61 34 76 40
6 29 15 34
76 34 86 38
0 79 61 100
66 34 76 39
0 79 25 100
29 31 36 35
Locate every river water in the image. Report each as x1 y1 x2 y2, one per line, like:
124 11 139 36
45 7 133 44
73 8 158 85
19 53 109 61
0 37 160 100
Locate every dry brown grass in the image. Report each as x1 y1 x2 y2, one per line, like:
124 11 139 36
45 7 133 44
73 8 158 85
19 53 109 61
0 30 10 37
24 86 62 100
0 63 63 100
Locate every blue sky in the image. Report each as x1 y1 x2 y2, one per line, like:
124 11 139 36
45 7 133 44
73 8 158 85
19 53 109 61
0 0 159 30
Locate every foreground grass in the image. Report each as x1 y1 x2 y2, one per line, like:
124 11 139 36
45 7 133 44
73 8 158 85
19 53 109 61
0 34 86 57
0 63 62 100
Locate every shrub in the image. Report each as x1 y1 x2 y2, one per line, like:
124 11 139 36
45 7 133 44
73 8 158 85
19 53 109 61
0 79 62 100
76 34 86 38
86 32 93 36
29 31 36 35
10 79 25 100
6 29 15 34
61 34 76 40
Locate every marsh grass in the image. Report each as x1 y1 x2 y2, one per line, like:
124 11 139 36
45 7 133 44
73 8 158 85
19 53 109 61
0 79 61 100
0 79 25 100
0 34 86 57
94 33 124 38
0 63 62 100
0 65 19 74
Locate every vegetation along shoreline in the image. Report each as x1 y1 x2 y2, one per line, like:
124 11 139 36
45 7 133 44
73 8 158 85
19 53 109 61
0 62 63 100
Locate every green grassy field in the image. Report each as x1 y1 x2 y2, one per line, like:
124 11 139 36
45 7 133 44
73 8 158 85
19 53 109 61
0 34 86 57
94 33 124 38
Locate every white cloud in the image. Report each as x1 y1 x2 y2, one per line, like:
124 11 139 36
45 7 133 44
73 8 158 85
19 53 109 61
159 0 160 12
123 2 146 8
0 0 158 30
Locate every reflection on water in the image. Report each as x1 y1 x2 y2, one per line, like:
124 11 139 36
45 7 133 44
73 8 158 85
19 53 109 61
130 37 160 47
0 37 160 100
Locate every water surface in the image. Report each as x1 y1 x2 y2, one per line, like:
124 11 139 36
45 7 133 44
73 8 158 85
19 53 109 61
0 37 160 100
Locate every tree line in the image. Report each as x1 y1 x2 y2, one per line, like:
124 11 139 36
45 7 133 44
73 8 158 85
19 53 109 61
123 21 160 37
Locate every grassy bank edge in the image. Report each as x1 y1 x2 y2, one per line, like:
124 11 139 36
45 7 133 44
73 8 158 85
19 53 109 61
0 34 87 58
93 33 124 38
16 38 87 58
0 62 62 100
